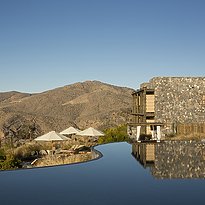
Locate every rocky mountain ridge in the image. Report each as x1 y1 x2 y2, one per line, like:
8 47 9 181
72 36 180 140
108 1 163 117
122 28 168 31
0 81 133 140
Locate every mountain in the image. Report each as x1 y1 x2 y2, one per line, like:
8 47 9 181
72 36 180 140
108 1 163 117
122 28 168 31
0 81 133 140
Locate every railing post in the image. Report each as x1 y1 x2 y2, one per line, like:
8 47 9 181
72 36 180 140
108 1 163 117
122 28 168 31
157 126 161 142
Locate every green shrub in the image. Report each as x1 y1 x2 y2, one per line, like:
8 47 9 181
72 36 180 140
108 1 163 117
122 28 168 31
98 124 128 144
0 149 6 160
0 146 22 170
0 154 21 170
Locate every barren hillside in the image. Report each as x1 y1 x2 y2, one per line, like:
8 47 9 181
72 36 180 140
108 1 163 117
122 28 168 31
0 81 133 139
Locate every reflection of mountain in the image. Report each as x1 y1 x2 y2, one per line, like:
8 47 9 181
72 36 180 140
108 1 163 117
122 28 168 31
132 141 205 179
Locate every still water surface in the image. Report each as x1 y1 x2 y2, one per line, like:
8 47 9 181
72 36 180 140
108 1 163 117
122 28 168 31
0 142 205 205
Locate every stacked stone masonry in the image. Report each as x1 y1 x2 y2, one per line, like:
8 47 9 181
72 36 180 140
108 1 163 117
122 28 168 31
142 77 205 128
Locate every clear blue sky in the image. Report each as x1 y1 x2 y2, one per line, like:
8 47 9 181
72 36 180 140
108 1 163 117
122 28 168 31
0 0 205 93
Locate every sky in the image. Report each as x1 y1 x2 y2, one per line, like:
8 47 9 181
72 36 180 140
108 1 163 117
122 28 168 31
0 0 205 93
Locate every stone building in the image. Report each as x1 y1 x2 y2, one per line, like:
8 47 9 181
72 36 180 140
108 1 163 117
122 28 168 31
128 77 205 137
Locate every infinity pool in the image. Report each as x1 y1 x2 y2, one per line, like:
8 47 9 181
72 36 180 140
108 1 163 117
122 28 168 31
0 142 205 205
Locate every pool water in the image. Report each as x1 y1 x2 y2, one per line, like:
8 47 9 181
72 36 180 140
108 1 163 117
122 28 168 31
0 142 205 205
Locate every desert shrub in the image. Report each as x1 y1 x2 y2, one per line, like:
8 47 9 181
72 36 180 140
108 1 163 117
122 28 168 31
0 149 6 160
61 142 72 150
98 124 128 144
14 143 44 159
0 154 21 170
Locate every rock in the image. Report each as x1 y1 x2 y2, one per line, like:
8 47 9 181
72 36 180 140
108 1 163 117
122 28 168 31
31 151 37 156
39 150 47 155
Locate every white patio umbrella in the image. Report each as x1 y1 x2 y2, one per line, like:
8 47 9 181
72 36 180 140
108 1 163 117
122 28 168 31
60 127 81 135
34 131 69 141
77 127 105 137
34 131 69 154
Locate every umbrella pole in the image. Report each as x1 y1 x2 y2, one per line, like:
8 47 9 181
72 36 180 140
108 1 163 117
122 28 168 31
52 141 54 156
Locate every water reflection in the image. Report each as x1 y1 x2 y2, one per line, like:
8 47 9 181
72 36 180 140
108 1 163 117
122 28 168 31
1 142 205 205
132 141 205 179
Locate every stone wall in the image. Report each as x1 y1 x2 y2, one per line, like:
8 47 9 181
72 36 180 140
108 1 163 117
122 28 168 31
34 152 93 167
151 141 205 179
141 77 205 132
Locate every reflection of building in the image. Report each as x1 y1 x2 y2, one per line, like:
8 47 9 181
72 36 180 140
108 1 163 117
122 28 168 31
132 142 155 167
132 141 205 179
128 77 205 138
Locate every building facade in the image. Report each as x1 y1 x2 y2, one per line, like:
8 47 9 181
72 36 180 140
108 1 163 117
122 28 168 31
128 77 205 137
